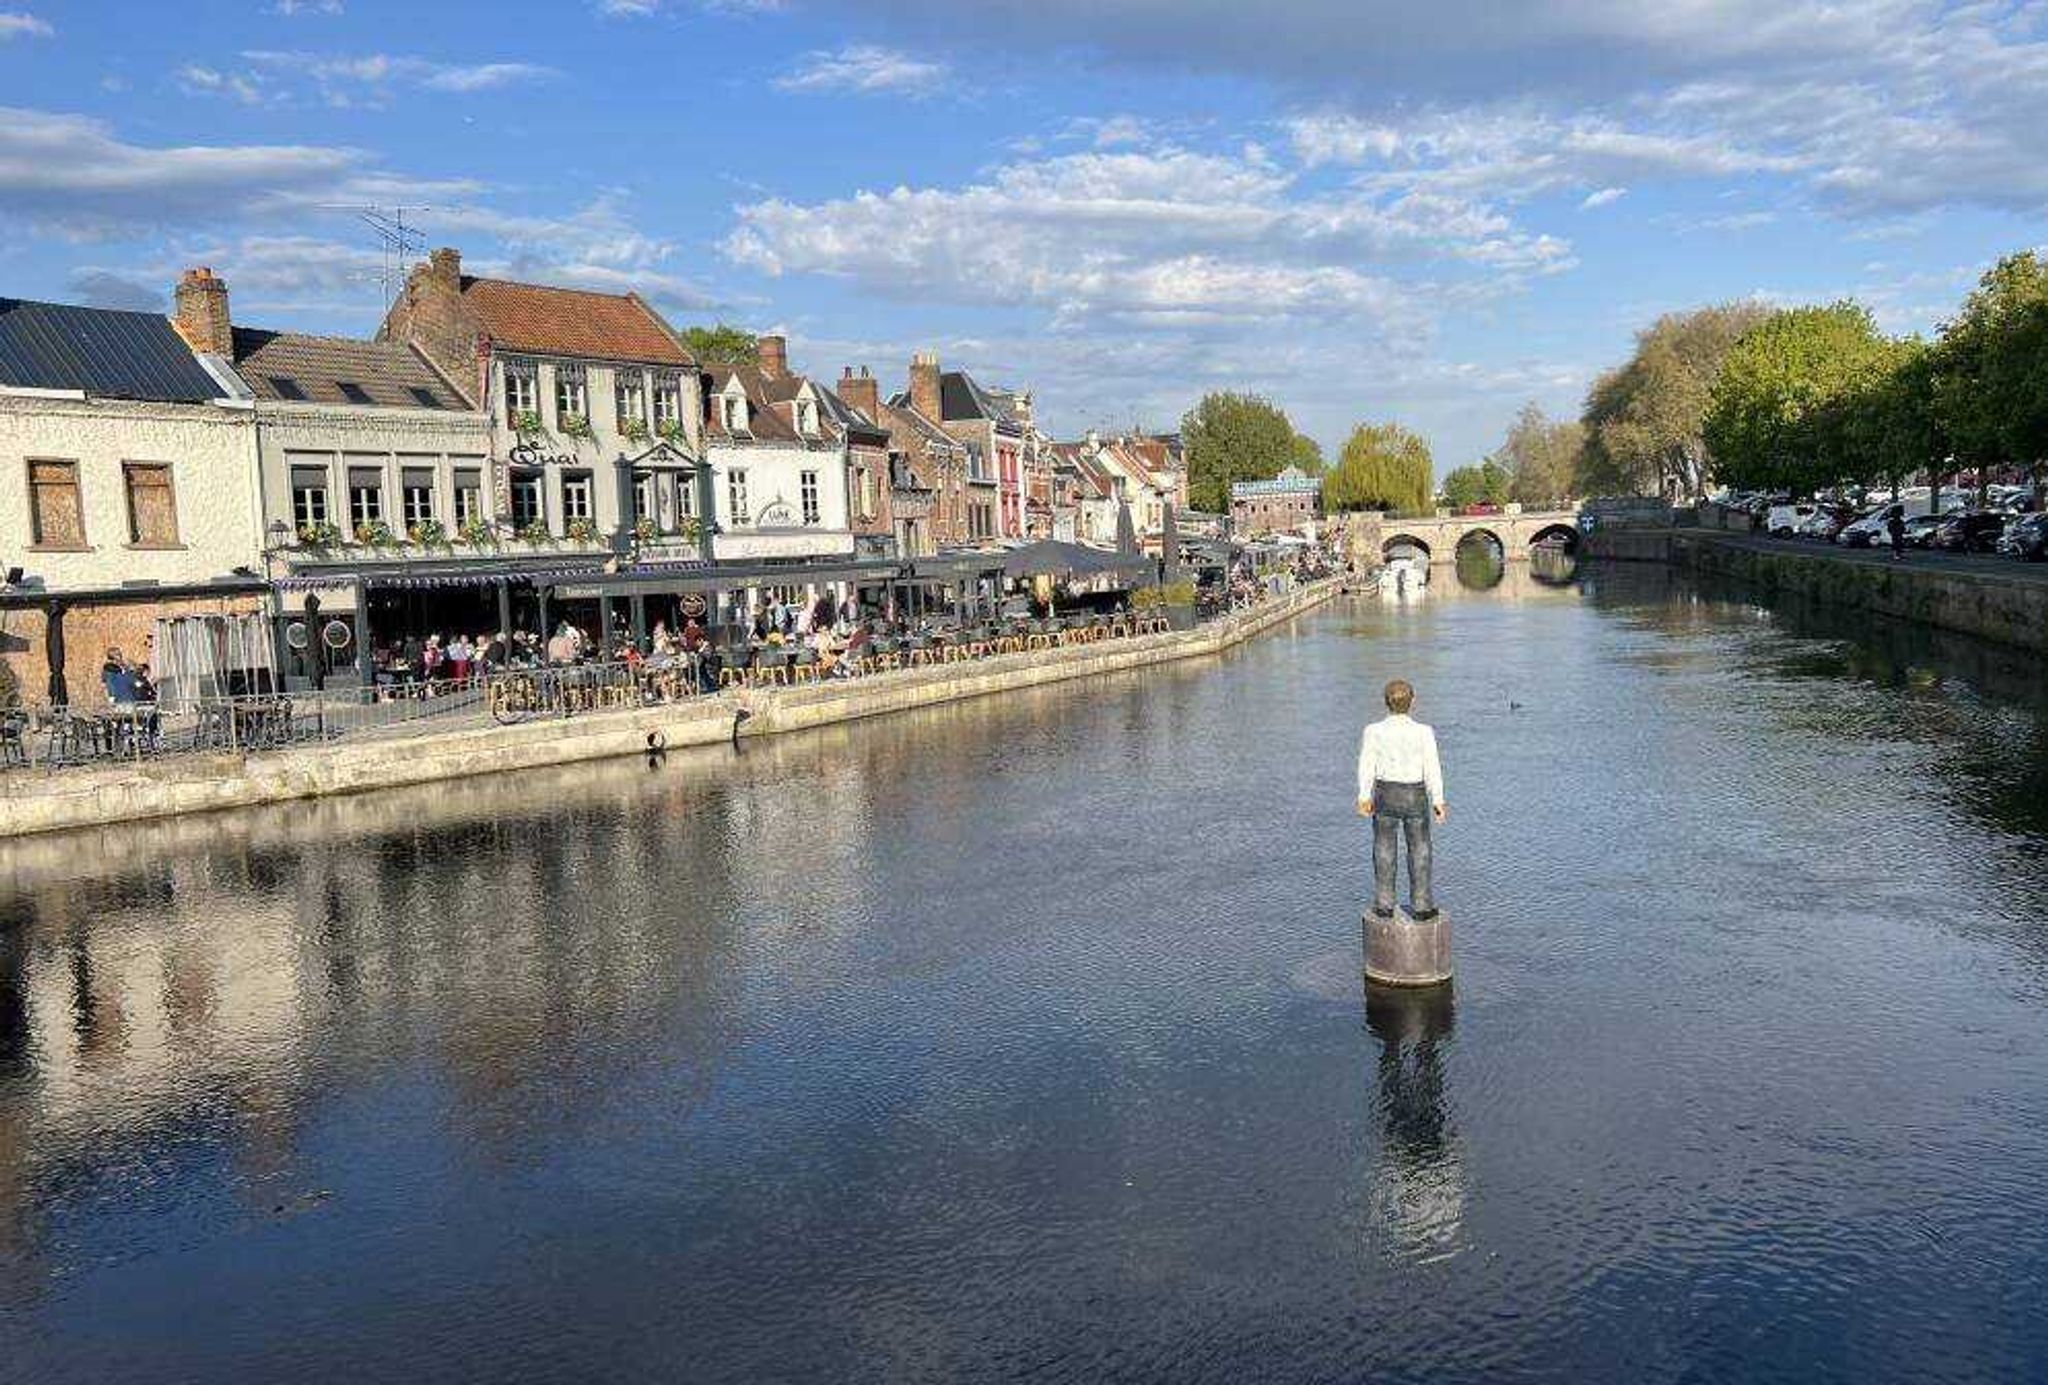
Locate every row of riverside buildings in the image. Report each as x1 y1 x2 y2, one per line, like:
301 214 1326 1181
0 249 1188 704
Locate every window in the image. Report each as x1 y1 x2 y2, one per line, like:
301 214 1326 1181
615 373 647 430
678 470 697 519
123 463 179 546
453 469 483 527
562 470 594 524
290 462 330 531
653 375 681 429
268 375 305 401
511 470 546 529
348 466 385 536
859 467 878 521
504 363 537 424
800 469 820 526
27 460 85 549
555 364 587 425
337 381 372 405
796 398 817 436
634 470 663 531
721 391 748 434
401 464 436 530
408 386 443 409
727 468 750 526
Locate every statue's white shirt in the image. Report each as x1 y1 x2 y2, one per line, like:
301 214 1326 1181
1358 713 1444 806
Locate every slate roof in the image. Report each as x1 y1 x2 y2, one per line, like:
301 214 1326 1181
232 328 473 410
882 393 968 451
939 369 1017 425
0 298 224 402
460 277 692 365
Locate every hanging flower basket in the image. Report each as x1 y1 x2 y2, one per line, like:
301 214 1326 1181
514 410 544 439
518 518 553 545
559 412 594 441
358 519 398 547
410 517 448 547
632 515 660 542
657 419 687 445
620 417 650 443
565 517 601 543
458 516 496 547
298 519 343 548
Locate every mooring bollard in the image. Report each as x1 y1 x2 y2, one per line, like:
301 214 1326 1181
1363 908 1453 987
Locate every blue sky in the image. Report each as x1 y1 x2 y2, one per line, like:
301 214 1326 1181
2 1 2044 473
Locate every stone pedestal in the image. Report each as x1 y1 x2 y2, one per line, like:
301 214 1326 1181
1363 908 1452 987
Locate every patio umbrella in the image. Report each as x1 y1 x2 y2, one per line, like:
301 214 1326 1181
1115 500 1137 558
1160 503 1180 584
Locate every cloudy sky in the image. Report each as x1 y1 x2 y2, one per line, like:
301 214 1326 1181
3 1 2043 470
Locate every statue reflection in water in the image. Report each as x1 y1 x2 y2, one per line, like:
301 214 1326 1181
1364 981 1466 1258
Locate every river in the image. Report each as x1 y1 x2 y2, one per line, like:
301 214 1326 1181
3 556 2046 1383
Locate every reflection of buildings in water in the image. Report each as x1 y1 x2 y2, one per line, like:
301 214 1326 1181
1364 981 1466 1259
1381 555 1430 602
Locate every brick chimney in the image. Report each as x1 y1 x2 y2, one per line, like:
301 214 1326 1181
390 246 473 385
172 267 232 357
757 333 788 379
838 365 880 420
910 351 942 421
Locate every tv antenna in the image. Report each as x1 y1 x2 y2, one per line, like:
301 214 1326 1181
320 205 432 304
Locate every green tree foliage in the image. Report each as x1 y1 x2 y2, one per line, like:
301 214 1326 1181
1704 302 1892 494
1438 459 1511 509
1180 392 1317 511
1491 402 1582 508
1578 302 1774 497
1934 252 2048 481
1289 432 1327 477
1324 422 1433 515
680 323 759 366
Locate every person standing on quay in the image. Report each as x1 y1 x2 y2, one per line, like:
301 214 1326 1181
1357 679 1447 921
1886 504 1907 561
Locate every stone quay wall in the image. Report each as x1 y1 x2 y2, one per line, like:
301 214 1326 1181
1586 529 2047 653
0 579 1345 839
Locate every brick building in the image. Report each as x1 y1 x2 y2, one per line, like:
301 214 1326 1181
1230 466 1321 536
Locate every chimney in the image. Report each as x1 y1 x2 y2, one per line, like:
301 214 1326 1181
910 351 942 421
838 365 880 420
172 267 232 357
429 246 461 284
757 333 788 379
390 245 473 386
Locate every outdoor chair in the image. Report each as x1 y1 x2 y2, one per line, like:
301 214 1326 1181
0 712 26 768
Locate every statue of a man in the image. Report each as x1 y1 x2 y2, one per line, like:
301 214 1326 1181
1356 678 1447 920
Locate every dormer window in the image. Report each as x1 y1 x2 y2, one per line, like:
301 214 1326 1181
795 397 818 437
721 386 749 434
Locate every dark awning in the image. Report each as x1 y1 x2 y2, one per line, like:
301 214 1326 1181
998 541 1153 578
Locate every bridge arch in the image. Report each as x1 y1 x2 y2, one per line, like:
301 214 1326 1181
1382 533 1432 562
1526 522 1580 555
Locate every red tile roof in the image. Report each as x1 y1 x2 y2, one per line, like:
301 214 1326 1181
460 277 691 365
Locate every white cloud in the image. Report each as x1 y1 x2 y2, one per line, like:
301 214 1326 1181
0 12 51 39
178 50 556 107
1580 186 1625 209
270 0 343 13
774 44 949 97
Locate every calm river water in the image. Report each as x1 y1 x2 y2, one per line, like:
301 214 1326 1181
4 559 2048 1383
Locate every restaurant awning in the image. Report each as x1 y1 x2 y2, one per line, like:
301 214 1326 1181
996 540 1153 579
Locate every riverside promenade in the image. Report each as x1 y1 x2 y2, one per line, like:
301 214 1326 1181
1587 527 2048 654
0 578 1345 839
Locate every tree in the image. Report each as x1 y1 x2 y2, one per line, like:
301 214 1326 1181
1180 392 1312 511
1439 459 1510 509
1577 302 1774 497
1289 432 1326 477
681 323 758 366
1704 302 1891 494
1935 252 2048 500
1324 422 1433 515
1492 402 1582 508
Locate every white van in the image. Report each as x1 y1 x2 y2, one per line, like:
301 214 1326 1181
1766 504 1816 536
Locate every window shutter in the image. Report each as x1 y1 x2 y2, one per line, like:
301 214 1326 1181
125 464 178 545
29 461 84 548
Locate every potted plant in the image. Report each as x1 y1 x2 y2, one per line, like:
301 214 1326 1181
298 519 343 548
410 517 448 547
566 517 601 544
632 514 660 543
657 418 687 445
677 516 702 543
559 412 594 441
514 409 544 438
1158 580 1199 630
518 518 553 545
620 416 650 443
358 518 397 547
458 515 496 547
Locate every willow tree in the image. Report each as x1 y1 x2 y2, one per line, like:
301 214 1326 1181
1577 301 1773 497
1324 421 1433 515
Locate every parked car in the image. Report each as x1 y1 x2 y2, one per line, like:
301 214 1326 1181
1999 512 2048 561
1904 514 1949 547
1929 511 2008 554
1838 506 1895 548
1766 503 1817 537
1460 502 1501 516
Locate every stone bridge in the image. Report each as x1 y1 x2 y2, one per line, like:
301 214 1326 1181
1347 507 1583 566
